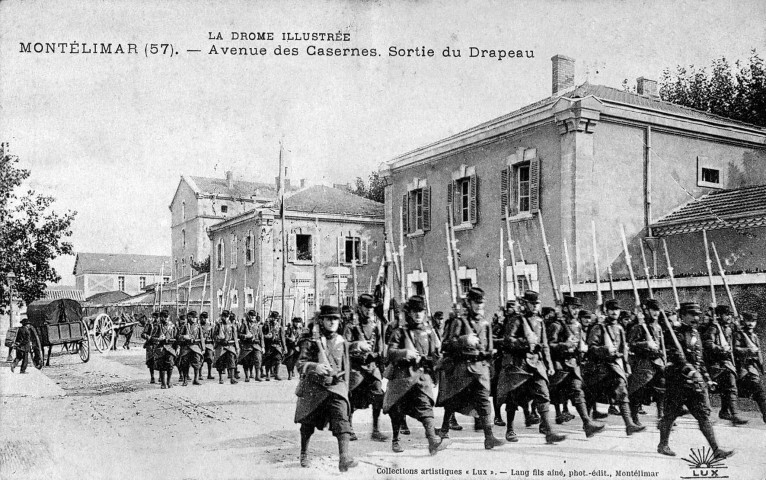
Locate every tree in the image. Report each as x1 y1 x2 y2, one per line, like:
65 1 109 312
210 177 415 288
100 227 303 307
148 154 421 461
350 171 385 203
191 255 210 275
0 145 76 307
660 50 766 127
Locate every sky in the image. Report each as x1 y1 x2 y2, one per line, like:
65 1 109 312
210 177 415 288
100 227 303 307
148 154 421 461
1 0 764 286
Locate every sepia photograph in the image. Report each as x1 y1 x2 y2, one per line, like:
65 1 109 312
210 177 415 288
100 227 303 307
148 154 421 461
1 1 765 479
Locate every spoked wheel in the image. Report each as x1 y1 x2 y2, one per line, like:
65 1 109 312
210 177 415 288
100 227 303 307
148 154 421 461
92 313 115 352
78 320 90 363
30 328 44 370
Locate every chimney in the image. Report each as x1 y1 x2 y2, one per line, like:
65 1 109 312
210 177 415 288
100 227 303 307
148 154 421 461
225 170 234 189
636 77 659 98
300 179 306 188
551 54 575 95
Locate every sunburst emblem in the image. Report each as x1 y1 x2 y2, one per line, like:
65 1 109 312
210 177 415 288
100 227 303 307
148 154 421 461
682 446 727 469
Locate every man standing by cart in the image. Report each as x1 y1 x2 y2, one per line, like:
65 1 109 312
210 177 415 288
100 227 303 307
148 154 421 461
10 317 32 373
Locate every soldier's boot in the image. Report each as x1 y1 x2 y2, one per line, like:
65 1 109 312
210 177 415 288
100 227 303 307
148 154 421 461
590 399 609 419
337 433 358 472
562 403 575 422
207 364 214 380
149 368 155 384
264 368 270 381
400 417 410 435
391 417 403 453
657 416 675 456
539 410 566 444
575 402 605 438
474 416 484 432
229 368 238 384
424 418 449 455
482 415 505 449
621 402 646 435
554 402 564 424
608 401 620 415
493 398 506 426
629 399 643 427
159 370 166 389
244 370 250 382
218 371 224 384
182 367 189 386
656 393 665 422
300 425 313 467
449 412 462 431
273 366 281 381
699 418 734 460
505 406 518 442
10 359 17 373
166 369 173 388
726 394 748 425
348 416 357 441
234 368 240 380
192 368 201 386
254 367 262 382
371 407 389 442
439 411 452 439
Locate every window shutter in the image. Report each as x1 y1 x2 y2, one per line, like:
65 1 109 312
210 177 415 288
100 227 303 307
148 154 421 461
510 166 519 217
337 236 346 265
452 181 460 224
500 166 510 217
446 181 453 224
529 158 541 213
469 174 479 224
422 186 431 232
361 239 369 265
288 232 296 262
401 193 408 234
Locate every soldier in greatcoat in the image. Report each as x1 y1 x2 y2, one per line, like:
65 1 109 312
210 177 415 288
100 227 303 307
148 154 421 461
547 295 605 438
178 311 205 386
383 295 449 455
10 317 33 373
437 287 505 450
343 293 388 442
294 305 357 472
283 317 305 380
585 299 645 435
734 312 766 422
496 290 566 444
153 310 178 389
703 304 748 425
238 310 265 382
657 302 733 459
140 311 159 383
213 310 239 384
199 312 215 380
627 299 667 425
263 311 286 380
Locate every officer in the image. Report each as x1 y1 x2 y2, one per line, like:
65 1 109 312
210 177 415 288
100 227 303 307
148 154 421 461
497 290 567 444
141 312 159 383
294 305 357 472
437 287 505 450
383 295 448 455
734 312 766 423
548 295 605 438
344 293 388 442
627 299 667 425
657 302 733 459
585 299 645 435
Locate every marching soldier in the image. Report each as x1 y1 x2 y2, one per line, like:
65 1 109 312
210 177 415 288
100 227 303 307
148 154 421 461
430 311 445 340
734 312 766 422
294 305 357 472
229 312 242 379
437 287 505 450
344 293 388 442
490 301 511 427
238 310 265 382
585 299 645 435
657 302 733 459
175 314 188 382
544 304 574 424
178 311 205 386
141 312 159 383
383 295 449 455
627 299 666 425
199 312 215 380
547 295 605 438
154 310 178 389
497 290 566 444
284 317 305 380
213 310 239 384
263 311 286 381
10 317 32 373
703 304 748 425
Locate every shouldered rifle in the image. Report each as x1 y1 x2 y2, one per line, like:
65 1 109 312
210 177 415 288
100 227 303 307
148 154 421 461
538 212 562 305
702 230 717 308
591 220 603 313
446 204 464 311
661 239 680 310
660 310 706 391
563 238 574 296
638 238 654 298
619 225 642 311
606 265 616 300
505 206 519 298
711 242 739 318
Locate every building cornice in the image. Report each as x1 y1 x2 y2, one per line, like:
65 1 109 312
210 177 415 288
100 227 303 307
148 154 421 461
563 272 766 294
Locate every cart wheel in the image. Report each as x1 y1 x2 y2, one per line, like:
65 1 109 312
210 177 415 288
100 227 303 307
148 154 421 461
93 314 115 352
30 328 44 370
79 320 90 363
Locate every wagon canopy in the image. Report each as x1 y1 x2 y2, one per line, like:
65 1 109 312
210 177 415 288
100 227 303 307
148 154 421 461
27 298 83 328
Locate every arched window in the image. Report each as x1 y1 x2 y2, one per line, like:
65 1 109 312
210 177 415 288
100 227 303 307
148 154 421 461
181 201 186 220
216 238 224 270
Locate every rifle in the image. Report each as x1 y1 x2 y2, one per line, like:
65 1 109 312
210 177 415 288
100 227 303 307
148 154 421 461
702 230 717 308
419 258 432 318
619 225 642 310
444 222 458 308
499 227 505 306
537 213 562 305
638 238 654 298
398 202 406 303
446 204 464 305
504 206 519 298
662 239 681 310
711 242 739 318
563 238 574 296
185 264 193 314
514 229 533 289
158 263 164 313
199 273 207 316
607 265 616 300
659 309 706 391
591 220 603 313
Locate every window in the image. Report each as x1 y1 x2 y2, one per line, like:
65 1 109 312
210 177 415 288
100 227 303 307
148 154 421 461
412 281 425 296
506 263 540 298
230 234 237 268
181 258 186 274
517 164 531 213
231 289 239 308
182 229 186 248
245 288 254 308
118 276 125 291
216 238 224 270
163 277 170 284
402 179 431 235
697 156 723 189
245 232 254 264
460 278 472 295
139 276 146 289
448 165 478 226
338 235 368 265
296 234 312 261
346 237 360 263
702 168 719 184
501 149 540 217
181 201 185 221
220 205 228 214
307 291 315 306
217 289 223 308
174 259 179 277
189 255 194 271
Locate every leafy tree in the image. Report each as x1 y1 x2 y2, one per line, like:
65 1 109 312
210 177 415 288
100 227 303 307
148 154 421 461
350 171 385 203
191 255 210 275
1 146 76 308
660 50 766 127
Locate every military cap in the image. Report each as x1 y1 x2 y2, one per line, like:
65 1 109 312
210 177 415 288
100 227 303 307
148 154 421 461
199 311 209 318
578 310 594 320
247 310 257 317
220 310 230 318
151 311 160 318
228 312 236 320
519 290 539 304
160 310 170 318
742 311 758 322
604 299 621 310
292 317 303 323
644 298 661 310
433 311 444 319
541 306 556 317
20 317 30 325
679 302 702 314
505 300 517 310
358 293 375 308
341 305 353 313
187 311 198 318
714 305 732 316
467 287 485 303
405 295 426 312
319 305 341 318
563 295 582 307
268 311 280 319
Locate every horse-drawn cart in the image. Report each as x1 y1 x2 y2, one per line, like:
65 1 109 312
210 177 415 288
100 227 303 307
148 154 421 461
85 312 143 352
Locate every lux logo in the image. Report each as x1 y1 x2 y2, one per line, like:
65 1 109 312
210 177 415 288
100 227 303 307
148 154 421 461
691 471 719 478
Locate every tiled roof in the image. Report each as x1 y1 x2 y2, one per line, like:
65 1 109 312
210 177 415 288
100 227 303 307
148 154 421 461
44 288 85 302
284 185 384 218
74 253 171 275
86 290 132 304
651 184 766 236
188 176 282 199
571 83 764 130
